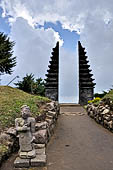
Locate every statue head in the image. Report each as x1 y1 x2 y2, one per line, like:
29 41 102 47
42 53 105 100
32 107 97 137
21 105 31 119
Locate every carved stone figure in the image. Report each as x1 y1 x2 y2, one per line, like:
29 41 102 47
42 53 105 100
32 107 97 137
15 105 36 159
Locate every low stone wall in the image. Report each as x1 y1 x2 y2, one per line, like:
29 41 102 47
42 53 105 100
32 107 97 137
0 101 59 166
87 101 113 131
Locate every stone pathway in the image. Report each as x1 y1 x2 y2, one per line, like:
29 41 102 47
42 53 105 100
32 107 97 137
1 106 113 170
46 106 113 170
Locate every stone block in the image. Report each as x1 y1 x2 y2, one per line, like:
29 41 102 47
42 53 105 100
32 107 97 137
14 157 30 168
30 155 46 167
0 133 11 143
35 129 48 144
46 114 54 119
49 124 55 135
35 122 48 131
36 148 45 155
46 101 55 111
48 111 56 117
34 144 45 149
45 118 53 126
108 120 113 129
6 127 17 137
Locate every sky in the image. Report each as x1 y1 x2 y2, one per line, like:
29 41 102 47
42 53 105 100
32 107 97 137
0 0 113 103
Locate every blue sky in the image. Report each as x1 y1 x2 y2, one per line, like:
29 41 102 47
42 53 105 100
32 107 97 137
0 8 10 34
44 21 80 52
0 6 80 52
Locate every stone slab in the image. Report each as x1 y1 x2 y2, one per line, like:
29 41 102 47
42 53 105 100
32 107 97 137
30 155 46 167
35 122 47 131
36 148 45 155
46 114 54 118
14 157 30 168
48 111 56 117
35 129 48 144
34 144 45 149
45 118 53 125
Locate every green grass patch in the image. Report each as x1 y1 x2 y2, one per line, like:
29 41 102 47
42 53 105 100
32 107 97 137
0 86 50 130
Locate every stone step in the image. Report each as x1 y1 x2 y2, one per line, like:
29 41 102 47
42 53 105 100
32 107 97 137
60 103 80 107
60 104 80 114
59 104 87 115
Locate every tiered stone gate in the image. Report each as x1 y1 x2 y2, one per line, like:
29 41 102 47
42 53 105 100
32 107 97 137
78 41 96 105
45 42 59 101
45 41 96 105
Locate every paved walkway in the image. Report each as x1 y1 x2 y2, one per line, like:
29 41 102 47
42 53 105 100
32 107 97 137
46 106 113 170
1 106 113 170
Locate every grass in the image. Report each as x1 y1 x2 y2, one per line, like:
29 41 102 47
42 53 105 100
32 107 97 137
102 89 113 101
0 86 50 131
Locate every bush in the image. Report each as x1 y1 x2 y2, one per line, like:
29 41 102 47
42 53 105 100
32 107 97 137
88 97 101 104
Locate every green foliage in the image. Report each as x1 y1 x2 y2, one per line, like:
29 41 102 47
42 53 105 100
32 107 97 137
88 97 101 104
15 74 45 96
0 86 50 130
15 73 34 93
0 144 9 155
94 91 107 98
33 78 45 96
0 32 16 75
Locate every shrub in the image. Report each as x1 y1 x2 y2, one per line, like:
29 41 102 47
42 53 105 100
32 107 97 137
88 97 101 104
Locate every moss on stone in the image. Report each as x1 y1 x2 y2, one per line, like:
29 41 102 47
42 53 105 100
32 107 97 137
0 144 9 156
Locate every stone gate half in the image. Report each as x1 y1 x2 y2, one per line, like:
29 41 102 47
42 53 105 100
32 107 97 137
45 42 59 101
78 41 96 105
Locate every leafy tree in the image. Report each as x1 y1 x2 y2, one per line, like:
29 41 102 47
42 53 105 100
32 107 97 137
94 91 107 98
0 32 16 75
15 74 45 96
33 78 45 96
15 73 34 93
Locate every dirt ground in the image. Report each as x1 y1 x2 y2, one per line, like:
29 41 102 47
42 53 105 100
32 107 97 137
1 107 113 170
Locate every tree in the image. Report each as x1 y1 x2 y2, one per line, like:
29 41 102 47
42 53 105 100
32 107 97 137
94 91 107 98
15 74 45 96
15 73 34 93
33 78 45 96
0 32 16 75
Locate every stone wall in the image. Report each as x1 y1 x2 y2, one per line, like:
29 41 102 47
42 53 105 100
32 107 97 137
0 101 59 167
87 100 113 131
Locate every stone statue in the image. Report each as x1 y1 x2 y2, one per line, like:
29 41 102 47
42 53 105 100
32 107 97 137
15 105 36 159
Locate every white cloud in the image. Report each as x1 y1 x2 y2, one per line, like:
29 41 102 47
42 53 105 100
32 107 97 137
80 13 113 92
1 0 113 30
53 31 64 46
1 17 58 84
1 0 113 102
